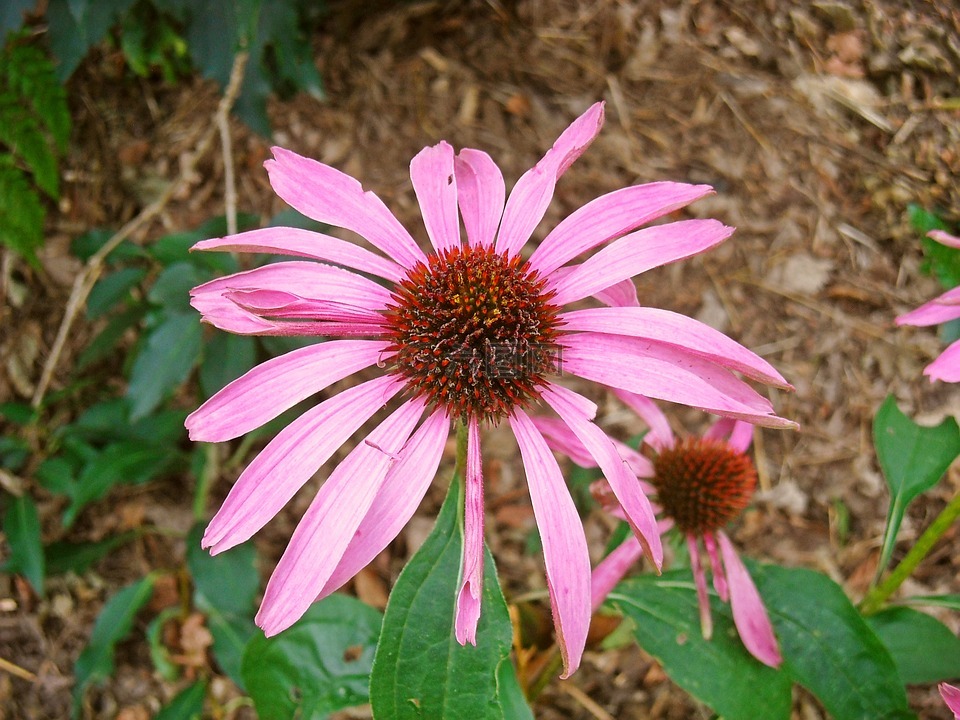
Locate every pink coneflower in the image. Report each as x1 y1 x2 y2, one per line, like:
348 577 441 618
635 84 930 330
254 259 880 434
538 390 782 667
896 230 960 383
941 682 960 719
186 101 792 675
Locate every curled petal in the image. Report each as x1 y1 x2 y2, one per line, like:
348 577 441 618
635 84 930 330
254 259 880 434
224 290 386 324
187 339 388 442
688 535 713 641
411 142 460 253
191 226 405 282
510 409 591 678
717 531 782 668
266 147 426 268
455 148 504 248
456 417 484 645
257 398 426 636
496 102 605 257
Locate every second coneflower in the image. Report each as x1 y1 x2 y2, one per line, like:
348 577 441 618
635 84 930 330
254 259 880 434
186 101 792 675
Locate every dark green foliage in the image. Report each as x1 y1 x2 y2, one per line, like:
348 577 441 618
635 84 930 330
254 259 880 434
0 34 70 264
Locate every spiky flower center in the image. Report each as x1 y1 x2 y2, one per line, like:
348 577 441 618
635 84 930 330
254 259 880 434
652 438 757 535
382 245 562 422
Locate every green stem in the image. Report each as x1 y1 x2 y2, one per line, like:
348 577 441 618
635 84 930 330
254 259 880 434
192 443 219 520
860 491 960 615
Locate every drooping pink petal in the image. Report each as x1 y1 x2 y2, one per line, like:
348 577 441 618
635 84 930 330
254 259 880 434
562 307 791 390
456 417 485 645
411 142 460 253
202 375 403 554
925 339 960 383
611 389 675 452
318 408 449 598
186 339 389 442
542 384 662 570
533 416 597 468
719 419 755 454
550 220 733 305
896 288 960 327
929 230 960 249
717 531 782 668
940 683 960 719
591 535 644 612
561 333 795 429
702 532 729 602
266 147 427 269
224 289 387 324
257 398 426 636
455 148 505 247
509 409 591 678
688 535 713 640
191 226 405 282
495 102 605 258
529 182 714 276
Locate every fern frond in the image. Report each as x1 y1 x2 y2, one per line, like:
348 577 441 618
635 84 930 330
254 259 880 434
0 155 45 266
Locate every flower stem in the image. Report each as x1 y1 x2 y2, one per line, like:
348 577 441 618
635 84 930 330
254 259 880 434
860 490 960 615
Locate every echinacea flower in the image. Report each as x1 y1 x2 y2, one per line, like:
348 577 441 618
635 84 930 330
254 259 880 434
941 682 960 719
186 101 793 675
537 390 782 667
896 230 960 383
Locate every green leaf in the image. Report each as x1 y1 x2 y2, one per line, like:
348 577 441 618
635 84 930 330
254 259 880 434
495 659 535 720
3 494 45 593
609 572 792 720
86 267 147 319
242 594 382 720
750 564 914 720
45 532 137 576
199 332 256 399
896 594 960 611
873 395 960 574
72 574 157 718
865 606 960 684
0 156 44 264
155 679 207 720
185 523 259 688
146 607 182 681
148 261 207 313
126 311 202 420
77 305 147 371
370 475 516 720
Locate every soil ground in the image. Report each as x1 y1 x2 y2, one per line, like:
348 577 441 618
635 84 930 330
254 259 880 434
2 1 959 718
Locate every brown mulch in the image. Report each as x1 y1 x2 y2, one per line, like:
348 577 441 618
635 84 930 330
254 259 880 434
2 0 959 718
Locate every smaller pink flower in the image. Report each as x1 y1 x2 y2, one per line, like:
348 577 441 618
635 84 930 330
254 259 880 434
537 390 782 668
941 683 960 720
896 230 960 383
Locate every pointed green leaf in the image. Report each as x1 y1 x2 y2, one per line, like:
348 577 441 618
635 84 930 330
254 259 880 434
866 606 960 684
45 533 137 576
155 679 207 720
86 267 147 319
896 594 960 611
873 395 960 573
72 574 157 718
370 476 516 720
126 312 202 420
750 564 914 720
242 594 382 720
199 332 257 399
609 572 792 720
3 494 45 593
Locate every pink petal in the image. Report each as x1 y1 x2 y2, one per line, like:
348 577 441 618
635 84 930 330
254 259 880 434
704 419 755 454
529 182 714 277
929 230 960 249
532 416 597 468
550 220 733 305
925 339 960 383
542 384 662 570
224 289 386 324
318 408 449 598
455 148 505 247
257 398 426 636
940 683 960 719
717 531 782 668
562 306 791 390
896 288 960 327
191 226 405 282
688 535 713 640
202 375 403 554
266 147 427 269
561 333 796 429
495 102 605 258
702 532 729 602
456 417 484 645
411 142 460 253
591 535 644 611
594 278 640 307
611 389 675 452
510 409 591 678
186 339 389 442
